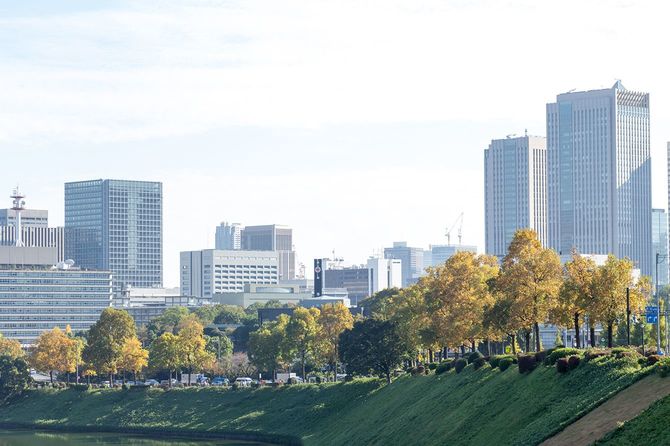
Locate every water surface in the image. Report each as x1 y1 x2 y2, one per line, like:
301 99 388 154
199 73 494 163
0 429 271 445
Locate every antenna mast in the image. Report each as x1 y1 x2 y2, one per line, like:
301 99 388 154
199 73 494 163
10 187 26 247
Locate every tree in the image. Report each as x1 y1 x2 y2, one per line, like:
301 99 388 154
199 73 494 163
0 334 24 360
423 252 499 353
248 314 290 380
285 307 322 380
0 355 31 402
83 308 137 383
29 327 79 383
358 288 402 319
205 333 233 362
177 315 215 385
339 319 409 384
497 229 562 352
591 255 650 348
212 305 248 325
146 307 191 340
148 332 182 387
118 337 148 383
317 303 354 381
550 251 597 349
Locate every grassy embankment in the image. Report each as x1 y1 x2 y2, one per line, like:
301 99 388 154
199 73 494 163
0 356 654 446
596 392 670 445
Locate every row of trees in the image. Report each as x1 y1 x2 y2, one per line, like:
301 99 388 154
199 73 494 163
362 229 650 363
248 304 354 381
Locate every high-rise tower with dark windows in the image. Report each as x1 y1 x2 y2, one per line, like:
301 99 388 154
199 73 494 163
64 179 163 295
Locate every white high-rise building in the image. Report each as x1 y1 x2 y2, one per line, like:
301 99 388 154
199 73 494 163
485 134 547 256
180 249 279 298
547 81 651 275
366 257 401 295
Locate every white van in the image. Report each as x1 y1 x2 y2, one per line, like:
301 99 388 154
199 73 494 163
234 377 253 387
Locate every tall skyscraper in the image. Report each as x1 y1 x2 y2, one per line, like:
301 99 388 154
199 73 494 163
215 222 242 250
65 179 163 295
652 208 668 287
383 241 424 287
485 135 547 256
242 224 295 280
426 244 478 268
547 82 651 275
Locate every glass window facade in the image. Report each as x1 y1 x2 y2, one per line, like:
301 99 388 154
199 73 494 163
65 179 162 295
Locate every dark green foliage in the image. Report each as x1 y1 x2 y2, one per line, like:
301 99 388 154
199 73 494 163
518 354 537 373
436 361 452 375
428 362 438 371
0 355 31 402
567 355 580 370
647 355 661 366
357 288 401 319
490 355 515 369
344 375 354 382
656 358 670 377
548 348 581 365
70 384 91 392
556 357 570 373
498 357 514 371
616 351 638 359
454 358 468 373
472 357 487 370
412 366 425 376
612 347 636 355
339 319 410 384
468 351 483 363
534 350 549 364
584 349 611 362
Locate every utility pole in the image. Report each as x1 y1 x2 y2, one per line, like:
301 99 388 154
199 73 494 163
626 287 631 346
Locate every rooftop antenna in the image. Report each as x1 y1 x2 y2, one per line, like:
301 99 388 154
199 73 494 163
10 187 26 247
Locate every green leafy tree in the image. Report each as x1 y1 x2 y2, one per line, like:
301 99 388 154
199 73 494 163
317 303 354 380
146 307 191 341
148 332 182 387
285 307 322 380
212 305 249 325
0 355 31 402
339 318 409 384
248 314 290 379
358 288 402 320
83 308 137 383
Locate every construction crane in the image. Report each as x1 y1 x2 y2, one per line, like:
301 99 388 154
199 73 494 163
445 212 464 245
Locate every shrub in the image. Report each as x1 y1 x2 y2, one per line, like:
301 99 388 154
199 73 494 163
468 351 483 363
584 349 610 362
436 361 452 375
473 357 487 370
454 358 468 373
548 348 581 365
70 384 90 392
534 350 549 364
647 355 661 366
517 354 537 374
411 366 425 376
498 357 514 371
656 358 670 377
568 355 581 370
616 351 638 359
344 375 354 382
288 377 298 385
556 357 570 373
612 347 637 355
490 355 515 369
231 382 240 390
272 382 283 388
638 357 648 366
428 362 438 371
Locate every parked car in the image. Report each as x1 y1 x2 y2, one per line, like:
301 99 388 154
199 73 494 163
234 377 253 387
144 379 159 387
160 379 179 386
211 377 229 386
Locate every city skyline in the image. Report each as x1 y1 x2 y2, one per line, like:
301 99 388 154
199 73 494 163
2 1 670 286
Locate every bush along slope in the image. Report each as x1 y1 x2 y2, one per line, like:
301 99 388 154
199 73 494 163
0 353 655 446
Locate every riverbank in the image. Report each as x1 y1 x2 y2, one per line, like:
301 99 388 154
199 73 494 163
0 356 654 445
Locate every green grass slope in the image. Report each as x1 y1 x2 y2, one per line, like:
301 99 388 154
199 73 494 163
596 393 670 445
0 357 652 446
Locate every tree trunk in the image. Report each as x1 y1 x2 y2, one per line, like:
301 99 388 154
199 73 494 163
66 372 70 384
510 334 517 354
169 371 173 388
524 331 531 352
134 370 138 383
428 349 434 363
86 375 90 385
590 326 596 348
386 370 391 385
50 371 53 384
607 321 614 348
486 338 491 357
574 312 581 349
534 322 541 352
460 345 465 356
109 372 113 387
302 352 306 381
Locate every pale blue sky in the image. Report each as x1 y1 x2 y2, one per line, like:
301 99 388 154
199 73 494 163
1 0 669 286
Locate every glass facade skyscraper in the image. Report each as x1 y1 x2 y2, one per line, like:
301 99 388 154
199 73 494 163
547 82 652 275
485 135 547 256
652 208 669 287
65 179 162 295
384 241 424 287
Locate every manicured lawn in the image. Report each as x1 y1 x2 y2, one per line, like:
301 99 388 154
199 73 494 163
0 357 653 446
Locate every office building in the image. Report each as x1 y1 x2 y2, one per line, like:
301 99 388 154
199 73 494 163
215 222 242 250
0 246 112 345
180 249 279 298
325 266 370 305
425 244 478 269
366 257 401 295
0 208 48 228
485 135 547 256
384 241 424 287
64 179 163 295
652 208 669 287
242 224 295 280
0 226 64 261
113 287 210 327
213 283 349 309
547 82 652 275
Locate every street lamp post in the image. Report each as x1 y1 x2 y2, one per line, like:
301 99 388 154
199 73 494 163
655 253 667 355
